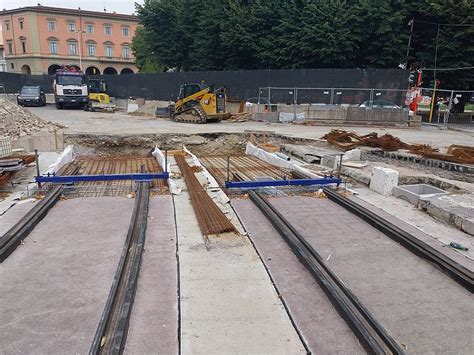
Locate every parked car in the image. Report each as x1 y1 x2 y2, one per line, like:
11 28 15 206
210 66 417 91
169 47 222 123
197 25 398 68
358 100 401 109
17 86 46 107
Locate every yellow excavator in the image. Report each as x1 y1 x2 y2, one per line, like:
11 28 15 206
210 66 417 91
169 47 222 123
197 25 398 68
88 78 110 104
170 83 229 123
86 78 116 112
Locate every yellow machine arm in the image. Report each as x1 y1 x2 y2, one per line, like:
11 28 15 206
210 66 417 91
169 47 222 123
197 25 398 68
175 87 210 110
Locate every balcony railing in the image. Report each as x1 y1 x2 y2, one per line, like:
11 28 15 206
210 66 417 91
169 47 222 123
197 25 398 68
99 56 135 62
3 52 135 63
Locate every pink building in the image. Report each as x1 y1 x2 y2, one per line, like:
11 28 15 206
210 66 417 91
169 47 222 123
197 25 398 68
0 5 138 75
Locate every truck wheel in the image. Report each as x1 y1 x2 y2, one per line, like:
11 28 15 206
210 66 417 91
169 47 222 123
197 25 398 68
56 103 62 110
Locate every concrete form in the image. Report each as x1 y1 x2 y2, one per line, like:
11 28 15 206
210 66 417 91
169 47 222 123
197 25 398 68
267 196 473 354
170 155 305 354
124 196 179 354
392 183 448 205
0 197 134 353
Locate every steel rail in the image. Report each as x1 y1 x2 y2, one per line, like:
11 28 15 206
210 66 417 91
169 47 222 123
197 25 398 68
323 188 474 293
0 185 63 263
90 182 150 355
249 190 404 354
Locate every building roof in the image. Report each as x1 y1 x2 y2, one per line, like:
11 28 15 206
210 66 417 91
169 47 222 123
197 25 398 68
0 5 138 22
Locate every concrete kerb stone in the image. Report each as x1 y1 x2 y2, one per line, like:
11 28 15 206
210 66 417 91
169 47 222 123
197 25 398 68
369 166 399 196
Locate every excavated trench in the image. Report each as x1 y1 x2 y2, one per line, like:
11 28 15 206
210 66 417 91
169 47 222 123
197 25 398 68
62 132 473 189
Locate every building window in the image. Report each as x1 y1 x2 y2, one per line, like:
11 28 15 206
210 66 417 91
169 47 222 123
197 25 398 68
122 27 129 37
68 41 78 55
87 43 96 56
19 19 24 30
105 45 114 57
86 24 94 33
104 25 112 35
48 20 56 31
11 63 14 69
5 21 10 31
20 38 26 53
122 45 130 58
49 40 58 54
67 22 76 32
7 40 13 54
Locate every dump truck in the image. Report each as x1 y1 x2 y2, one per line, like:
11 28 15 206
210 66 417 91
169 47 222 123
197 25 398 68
53 66 88 109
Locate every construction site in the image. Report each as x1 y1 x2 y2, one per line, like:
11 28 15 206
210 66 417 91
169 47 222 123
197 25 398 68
1 75 473 355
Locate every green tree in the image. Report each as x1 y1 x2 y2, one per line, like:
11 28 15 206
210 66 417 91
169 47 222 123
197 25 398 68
132 0 473 89
188 0 226 70
296 0 358 68
352 0 409 68
219 0 260 69
408 0 474 89
132 26 164 72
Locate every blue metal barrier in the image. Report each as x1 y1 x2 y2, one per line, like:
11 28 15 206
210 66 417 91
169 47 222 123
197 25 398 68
225 177 341 189
35 172 169 184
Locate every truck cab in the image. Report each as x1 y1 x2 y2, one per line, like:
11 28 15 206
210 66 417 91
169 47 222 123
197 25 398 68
53 69 88 109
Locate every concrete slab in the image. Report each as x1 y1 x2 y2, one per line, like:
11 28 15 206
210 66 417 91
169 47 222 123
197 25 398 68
0 199 37 235
420 193 474 236
232 199 364 354
124 195 179 354
170 156 305 354
269 196 473 354
351 186 474 261
0 197 134 354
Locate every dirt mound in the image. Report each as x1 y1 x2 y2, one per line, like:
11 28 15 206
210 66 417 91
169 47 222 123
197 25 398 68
130 100 171 116
0 100 65 138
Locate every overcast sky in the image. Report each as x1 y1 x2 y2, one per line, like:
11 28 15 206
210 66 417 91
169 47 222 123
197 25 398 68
0 0 144 14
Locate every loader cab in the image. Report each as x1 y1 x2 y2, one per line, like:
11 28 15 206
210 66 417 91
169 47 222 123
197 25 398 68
178 83 209 100
88 79 107 94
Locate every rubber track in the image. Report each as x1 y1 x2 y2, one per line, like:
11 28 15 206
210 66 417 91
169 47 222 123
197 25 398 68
323 187 474 293
90 182 150 354
173 104 208 123
249 190 404 355
0 185 63 263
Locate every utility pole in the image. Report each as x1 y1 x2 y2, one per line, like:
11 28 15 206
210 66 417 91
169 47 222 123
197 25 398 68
405 18 414 69
428 24 440 124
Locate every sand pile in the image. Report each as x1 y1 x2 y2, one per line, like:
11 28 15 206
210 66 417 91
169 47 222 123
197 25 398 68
0 100 65 138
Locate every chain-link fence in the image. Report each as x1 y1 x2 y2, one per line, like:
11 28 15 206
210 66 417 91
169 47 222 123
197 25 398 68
257 86 473 125
416 88 473 125
257 87 412 124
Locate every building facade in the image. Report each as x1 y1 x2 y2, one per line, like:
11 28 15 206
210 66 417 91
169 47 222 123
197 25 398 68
0 27 6 72
0 5 138 75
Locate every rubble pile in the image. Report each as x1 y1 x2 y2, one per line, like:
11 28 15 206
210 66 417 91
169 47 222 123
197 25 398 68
0 100 65 138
